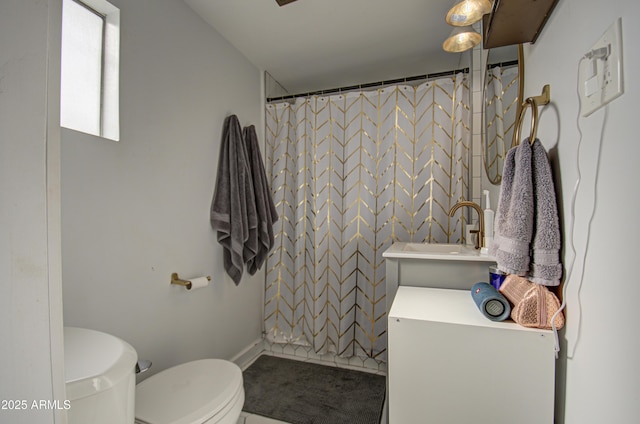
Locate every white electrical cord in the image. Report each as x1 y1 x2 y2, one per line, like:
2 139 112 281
552 50 609 359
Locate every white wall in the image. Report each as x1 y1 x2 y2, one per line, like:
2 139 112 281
0 1 65 423
523 1 640 422
61 0 264 377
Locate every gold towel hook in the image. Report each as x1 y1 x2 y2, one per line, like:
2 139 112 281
514 85 551 147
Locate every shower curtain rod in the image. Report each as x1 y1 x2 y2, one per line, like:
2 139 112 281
266 66 470 103
487 59 518 70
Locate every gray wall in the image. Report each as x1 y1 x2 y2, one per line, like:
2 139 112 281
61 0 264 377
524 1 640 421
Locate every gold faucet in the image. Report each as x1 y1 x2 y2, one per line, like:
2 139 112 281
448 201 484 249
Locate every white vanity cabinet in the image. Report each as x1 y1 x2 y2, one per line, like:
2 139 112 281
388 286 556 424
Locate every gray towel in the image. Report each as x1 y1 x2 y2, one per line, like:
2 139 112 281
529 139 562 286
491 139 534 276
210 115 258 285
243 125 278 275
491 138 562 286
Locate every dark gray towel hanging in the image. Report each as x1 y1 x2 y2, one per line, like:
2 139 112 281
210 115 258 285
243 125 278 275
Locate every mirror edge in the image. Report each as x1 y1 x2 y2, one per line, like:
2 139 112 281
482 43 525 185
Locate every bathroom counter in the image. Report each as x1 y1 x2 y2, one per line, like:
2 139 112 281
389 286 551 332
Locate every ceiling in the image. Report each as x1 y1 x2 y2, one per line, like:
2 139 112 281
184 0 469 96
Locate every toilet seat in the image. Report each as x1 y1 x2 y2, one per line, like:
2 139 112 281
135 359 244 424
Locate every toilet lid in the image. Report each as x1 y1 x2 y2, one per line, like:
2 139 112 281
135 359 243 424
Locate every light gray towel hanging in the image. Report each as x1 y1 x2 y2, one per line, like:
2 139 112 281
243 125 278 275
528 139 562 286
491 139 534 276
491 138 562 287
210 115 258 285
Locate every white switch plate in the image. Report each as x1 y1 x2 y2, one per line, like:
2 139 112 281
579 18 624 117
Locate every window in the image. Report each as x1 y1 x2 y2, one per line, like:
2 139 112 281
61 0 120 141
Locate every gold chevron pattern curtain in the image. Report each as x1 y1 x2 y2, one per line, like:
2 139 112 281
484 65 519 182
264 75 470 361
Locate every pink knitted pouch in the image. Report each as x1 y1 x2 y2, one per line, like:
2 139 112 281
499 274 564 330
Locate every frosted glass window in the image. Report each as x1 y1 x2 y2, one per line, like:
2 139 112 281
61 0 104 136
60 0 120 141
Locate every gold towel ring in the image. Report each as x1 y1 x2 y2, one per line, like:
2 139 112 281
514 85 551 147
514 97 539 146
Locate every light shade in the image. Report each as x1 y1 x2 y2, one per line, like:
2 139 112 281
442 26 482 53
446 0 492 26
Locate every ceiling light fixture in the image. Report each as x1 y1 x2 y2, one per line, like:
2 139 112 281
446 0 492 26
442 25 482 53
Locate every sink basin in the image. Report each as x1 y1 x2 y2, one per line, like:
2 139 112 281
403 243 474 254
383 242 495 262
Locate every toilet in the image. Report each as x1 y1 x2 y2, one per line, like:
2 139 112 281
135 359 244 424
64 327 244 424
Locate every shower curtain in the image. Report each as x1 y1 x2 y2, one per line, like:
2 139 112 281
484 65 519 182
264 75 470 362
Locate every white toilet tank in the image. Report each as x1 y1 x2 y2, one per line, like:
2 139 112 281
64 327 137 424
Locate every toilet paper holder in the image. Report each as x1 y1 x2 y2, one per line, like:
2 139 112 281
171 272 211 290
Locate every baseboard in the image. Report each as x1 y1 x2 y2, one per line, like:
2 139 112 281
230 337 265 370
230 336 387 376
